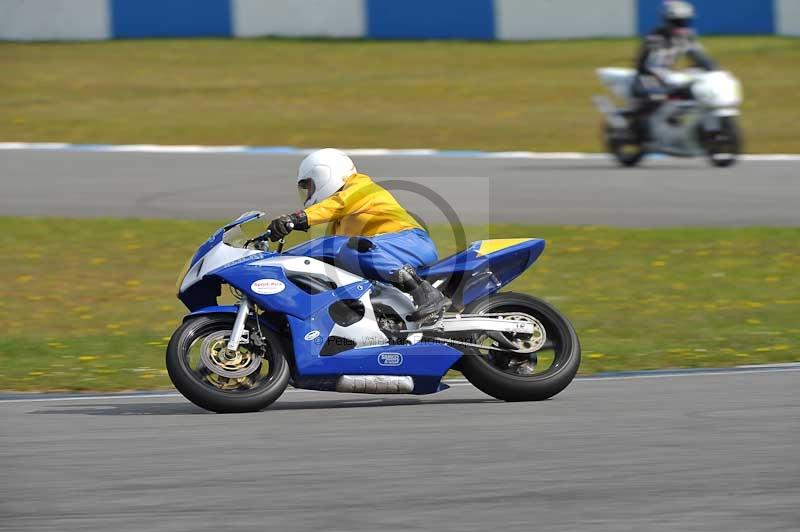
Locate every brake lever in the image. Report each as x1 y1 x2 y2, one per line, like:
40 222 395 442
276 223 293 254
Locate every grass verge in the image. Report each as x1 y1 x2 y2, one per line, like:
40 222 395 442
0 217 797 391
1 37 799 152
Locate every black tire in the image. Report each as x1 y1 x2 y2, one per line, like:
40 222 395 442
605 121 646 167
704 116 742 168
166 315 290 413
459 293 580 402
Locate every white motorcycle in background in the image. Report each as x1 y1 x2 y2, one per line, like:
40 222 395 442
593 68 743 167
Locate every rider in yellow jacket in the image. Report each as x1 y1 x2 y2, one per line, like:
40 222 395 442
267 148 449 321
304 172 422 237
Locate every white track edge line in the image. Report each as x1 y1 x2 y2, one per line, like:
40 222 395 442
1 365 798 403
2 143 800 161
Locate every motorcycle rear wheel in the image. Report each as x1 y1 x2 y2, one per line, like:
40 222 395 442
459 293 581 402
166 314 290 413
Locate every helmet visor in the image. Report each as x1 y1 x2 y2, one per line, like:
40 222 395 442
298 178 315 205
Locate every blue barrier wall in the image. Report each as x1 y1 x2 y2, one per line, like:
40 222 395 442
367 0 495 40
1 0 796 41
111 0 232 38
637 0 776 36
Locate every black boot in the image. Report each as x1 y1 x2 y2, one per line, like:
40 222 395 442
390 265 451 322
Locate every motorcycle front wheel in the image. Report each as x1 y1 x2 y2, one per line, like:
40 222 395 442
459 293 581 402
166 314 290 413
604 121 646 167
703 116 742 168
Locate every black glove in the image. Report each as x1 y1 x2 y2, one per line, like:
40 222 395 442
267 211 309 242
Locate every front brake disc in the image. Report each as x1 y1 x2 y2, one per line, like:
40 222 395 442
199 331 261 379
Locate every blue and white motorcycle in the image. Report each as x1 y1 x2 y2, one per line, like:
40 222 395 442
168 211 580 413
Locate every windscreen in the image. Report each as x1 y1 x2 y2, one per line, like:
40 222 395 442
222 211 268 248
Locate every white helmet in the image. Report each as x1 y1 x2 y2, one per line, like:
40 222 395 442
296 148 357 207
663 1 694 26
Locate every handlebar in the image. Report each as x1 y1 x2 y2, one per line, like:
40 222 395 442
243 222 296 251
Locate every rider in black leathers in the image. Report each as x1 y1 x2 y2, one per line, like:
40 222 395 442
633 1 717 139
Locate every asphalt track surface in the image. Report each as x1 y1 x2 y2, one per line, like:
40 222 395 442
2 150 799 531
2 368 799 532
2 150 799 226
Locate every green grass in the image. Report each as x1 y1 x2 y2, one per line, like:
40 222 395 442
1 217 798 391
1 37 798 152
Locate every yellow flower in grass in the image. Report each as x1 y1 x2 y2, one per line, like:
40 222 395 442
78 355 96 362
125 279 141 287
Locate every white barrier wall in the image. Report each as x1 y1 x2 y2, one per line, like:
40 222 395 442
0 0 109 41
232 0 365 38
0 0 797 41
495 0 636 40
777 0 800 35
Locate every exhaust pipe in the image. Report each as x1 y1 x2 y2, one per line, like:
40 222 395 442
336 375 414 394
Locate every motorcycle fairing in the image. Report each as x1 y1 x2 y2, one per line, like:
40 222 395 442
285 236 546 307
211 261 372 320
188 229 223 269
178 249 275 311
285 236 351 264
420 238 545 307
188 210 265 270
286 306 462 392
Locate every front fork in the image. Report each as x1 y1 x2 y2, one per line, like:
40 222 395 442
226 296 251 352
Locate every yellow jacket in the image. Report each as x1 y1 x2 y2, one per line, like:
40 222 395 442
304 173 422 237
